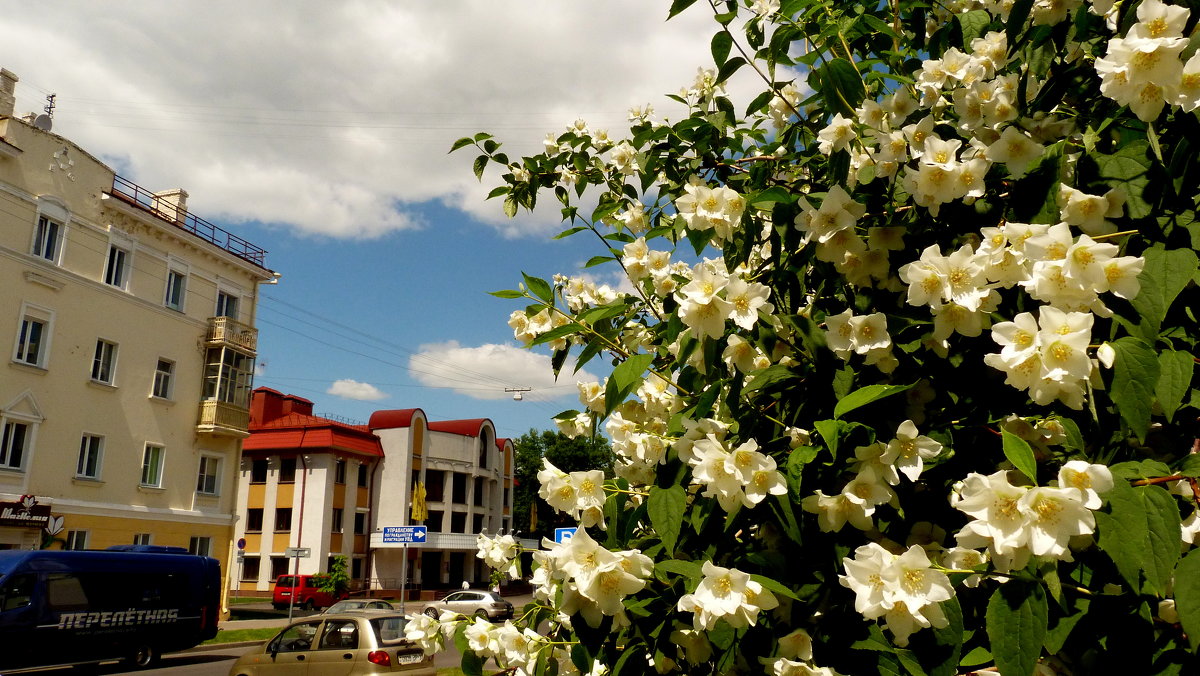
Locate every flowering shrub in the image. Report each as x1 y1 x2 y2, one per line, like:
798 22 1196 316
439 0 1200 673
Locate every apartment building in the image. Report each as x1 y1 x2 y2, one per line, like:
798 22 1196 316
236 388 516 591
0 68 274 584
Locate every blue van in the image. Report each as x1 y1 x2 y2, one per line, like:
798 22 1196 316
0 548 221 670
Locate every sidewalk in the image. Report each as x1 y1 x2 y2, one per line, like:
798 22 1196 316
218 593 536 632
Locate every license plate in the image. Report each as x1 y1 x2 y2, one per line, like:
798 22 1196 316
397 652 423 665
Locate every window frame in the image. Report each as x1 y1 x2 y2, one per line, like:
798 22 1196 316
334 459 347 485
163 261 188 312
196 455 221 496
245 508 264 533
274 507 293 532
103 242 132 290
31 214 66 264
76 434 104 480
140 444 164 487
132 533 152 546
331 507 344 533
13 304 53 369
216 289 240 320
278 457 296 484
188 536 212 557
65 530 88 551
0 418 32 471
90 339 118 385
152 358 175 400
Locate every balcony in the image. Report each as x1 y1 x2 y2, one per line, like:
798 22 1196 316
104 175 268 268
206 316 258 354
197 400 250 437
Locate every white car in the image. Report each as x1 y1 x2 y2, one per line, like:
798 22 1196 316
420 590 513 621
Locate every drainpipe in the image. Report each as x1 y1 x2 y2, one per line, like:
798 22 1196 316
365 458 380 596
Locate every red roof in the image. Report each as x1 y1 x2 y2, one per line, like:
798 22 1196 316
427 419 490 437
246 411 383 458
368 408 425 430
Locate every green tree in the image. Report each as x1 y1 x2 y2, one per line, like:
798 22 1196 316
431 0 1200 674
316 554 350 597
513 429 614 541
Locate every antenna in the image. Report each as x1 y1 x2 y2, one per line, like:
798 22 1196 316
33 93 55 131
44 93 55 117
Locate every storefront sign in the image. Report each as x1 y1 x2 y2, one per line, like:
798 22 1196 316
0 495 51 528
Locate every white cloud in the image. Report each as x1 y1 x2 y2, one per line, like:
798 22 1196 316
409 341 599 401
327 379 388 401
0 2 769 240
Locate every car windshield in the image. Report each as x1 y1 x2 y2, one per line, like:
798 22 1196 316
370 616 409 644
276 576 298 587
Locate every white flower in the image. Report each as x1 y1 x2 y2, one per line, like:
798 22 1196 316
886 420 943 482
986 126 1044 177
801 490 874 532
817 113 857 154
677 560 779 630
1056 461 1113 509
403 613 444 655
725 277 772 330
1018 486 1096 558
777 628 814 661
840 543 953 647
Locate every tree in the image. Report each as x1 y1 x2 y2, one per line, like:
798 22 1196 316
513 429 615 542
316 554 350 598
420 0 1200 674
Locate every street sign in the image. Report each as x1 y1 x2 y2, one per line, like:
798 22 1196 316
382 525 428 544
554 527 577 544
237 537 246 550
236 553 245 563
284 547 311 558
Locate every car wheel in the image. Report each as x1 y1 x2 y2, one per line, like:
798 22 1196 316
304 599 316 611
123 644 158 669
424 607 439 619
474 609 491 620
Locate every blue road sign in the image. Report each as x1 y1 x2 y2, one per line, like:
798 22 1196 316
382 525 428 544
554 527 577 544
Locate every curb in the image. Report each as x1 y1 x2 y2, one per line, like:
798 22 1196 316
183 640 266 654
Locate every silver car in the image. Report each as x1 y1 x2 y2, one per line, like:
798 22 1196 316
228 612 434 676
323 599 396 614
420 590 513 621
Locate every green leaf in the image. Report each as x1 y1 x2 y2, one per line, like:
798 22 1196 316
1109 336 1161 441
957 10 992 49
1156 349 1194 422
521 273 554 303
1174 548 1200 651
820 58 867 118
834 383 914 419
744 364 794 393
472 154 487 181
503 195 518 218
584 255 615 268
750 574 800 601
1131 247 1200 335
449 136 475 153
1006 0 1034 48
814 419 846 459
748 186 798 207
986 582 1048 676
1090 141 1152 219
605 353 655 415
488 289 525 299
1001 428 1039 484
461 649 484 676
929 596 964 676
715 56 746 86
1043 598 1088 655
1095 480 1182 596
711 31 732 65
1059 417 1084 453
648 485 687 555
654 558 703 580
667 0 700 18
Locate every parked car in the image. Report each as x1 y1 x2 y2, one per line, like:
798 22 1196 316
228 612 434 676
324 599 395 614
420 590 513 621
272 574 345 610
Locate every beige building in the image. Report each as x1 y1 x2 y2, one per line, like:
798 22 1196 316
0 68 274 586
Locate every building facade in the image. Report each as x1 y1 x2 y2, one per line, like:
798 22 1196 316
236 388 516 592
0 68 273 587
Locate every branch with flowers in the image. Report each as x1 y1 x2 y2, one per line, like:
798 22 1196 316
438 0 1200 673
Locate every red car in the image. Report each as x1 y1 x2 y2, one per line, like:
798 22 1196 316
272 574 345 610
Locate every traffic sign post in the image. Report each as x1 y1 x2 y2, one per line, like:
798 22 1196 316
380 526 428 612
554 527 577 544
285 547 311 622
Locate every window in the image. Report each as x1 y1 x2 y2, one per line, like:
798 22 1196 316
334 459 347 484
196 455 220 495
1 420 30 471
202 347 254 407
426 510 443 531
279 458 296 483
132 533 152 546
164 268 187 311
473 514 484 534
14 306 51 368
353 511 366 535
246 508 264 532
103 244 131 289
76 434 103 479
65 530 88 551
33 215 65 263
274 508 292 532
331 508 343 533
216 291 239 319
270 557 289 581
426 470 444 501
351 558 363 579
452 473 467 504
450 512 466 533
188 536 212 557
241 556 260 582
151 359 175 399
90 339 117 385
250 459 268 483
474 477 485 506
140 444 164 487
357 463 368 487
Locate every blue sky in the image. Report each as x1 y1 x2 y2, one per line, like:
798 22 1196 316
0 2 767 439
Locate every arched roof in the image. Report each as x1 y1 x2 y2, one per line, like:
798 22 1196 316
427 418 492 438
368 408 425 430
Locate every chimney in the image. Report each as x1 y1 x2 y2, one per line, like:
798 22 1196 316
151 188 188 224
250 387 286 426
282 394 314 417
0 69 17 118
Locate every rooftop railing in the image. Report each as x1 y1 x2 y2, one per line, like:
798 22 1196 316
108 174 267 267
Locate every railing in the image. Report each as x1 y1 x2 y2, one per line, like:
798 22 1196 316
205 316 258 353
197 400 250 435
107 175 267 268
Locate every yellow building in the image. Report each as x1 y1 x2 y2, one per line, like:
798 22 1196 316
0 67 274 587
